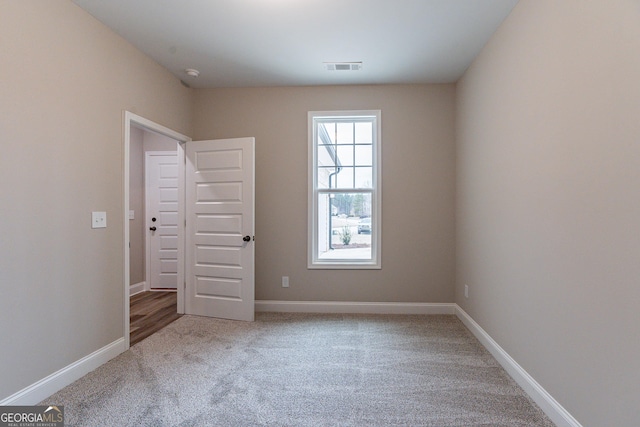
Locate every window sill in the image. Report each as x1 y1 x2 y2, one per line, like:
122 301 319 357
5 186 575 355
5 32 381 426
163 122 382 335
308 261 381 270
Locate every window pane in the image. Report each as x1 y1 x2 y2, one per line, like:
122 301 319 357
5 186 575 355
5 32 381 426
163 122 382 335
336 123 354 144
355 167 373 188
355 122 372 143
335 167 354 189
317 192 331 255
336 145 354 166
320 123 336 144
354 144 372 166
317 144 337 167
317 167 339 189
317 192 372 261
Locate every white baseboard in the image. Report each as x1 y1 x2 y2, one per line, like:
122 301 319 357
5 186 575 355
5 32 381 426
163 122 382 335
130 281 146 296
0 338 126 406
455 305 582 427
256 300 456 315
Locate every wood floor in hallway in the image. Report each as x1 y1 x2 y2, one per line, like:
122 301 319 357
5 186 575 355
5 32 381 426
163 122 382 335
130 291 181 346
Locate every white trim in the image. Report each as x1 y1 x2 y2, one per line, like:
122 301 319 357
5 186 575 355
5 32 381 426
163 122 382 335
0 338 125 406
176 140 186 315
129 281 146 296
455 305 583 427
123 111 191 349
256 300 455 315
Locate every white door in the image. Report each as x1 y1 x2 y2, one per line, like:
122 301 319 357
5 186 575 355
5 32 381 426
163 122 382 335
146 152 179 290
185 138 255 321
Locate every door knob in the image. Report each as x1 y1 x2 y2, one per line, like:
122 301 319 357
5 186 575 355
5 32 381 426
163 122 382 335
149 226 157 231
243 235 251 242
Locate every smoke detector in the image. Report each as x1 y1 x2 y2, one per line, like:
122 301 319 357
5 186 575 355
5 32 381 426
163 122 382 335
185 68 200 77
324 62 363 71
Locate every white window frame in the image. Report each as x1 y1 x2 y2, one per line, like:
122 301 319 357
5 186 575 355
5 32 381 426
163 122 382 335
308 110 382 269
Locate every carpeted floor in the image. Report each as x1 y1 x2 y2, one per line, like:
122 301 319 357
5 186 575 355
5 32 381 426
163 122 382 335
41 313 555 426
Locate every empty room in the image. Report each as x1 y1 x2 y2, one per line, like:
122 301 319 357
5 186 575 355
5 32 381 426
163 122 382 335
1 1 638 426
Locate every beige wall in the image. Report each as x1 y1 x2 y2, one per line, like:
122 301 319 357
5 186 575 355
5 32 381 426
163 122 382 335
142 131 179 153
455 0 640 425
0 1 192 399
194 85 456 303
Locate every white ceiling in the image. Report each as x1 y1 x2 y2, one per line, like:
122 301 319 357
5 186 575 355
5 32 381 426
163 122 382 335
72 0 519 88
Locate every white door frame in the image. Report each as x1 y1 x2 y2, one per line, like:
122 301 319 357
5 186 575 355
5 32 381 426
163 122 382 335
123 111 191 350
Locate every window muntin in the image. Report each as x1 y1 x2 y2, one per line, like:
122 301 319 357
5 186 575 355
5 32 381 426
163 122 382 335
308 111 381 269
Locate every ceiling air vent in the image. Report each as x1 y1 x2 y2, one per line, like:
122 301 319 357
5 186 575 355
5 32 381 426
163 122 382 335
324 62 362 71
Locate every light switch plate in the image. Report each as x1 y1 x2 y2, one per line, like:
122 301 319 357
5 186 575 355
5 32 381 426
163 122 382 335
129 210 135 220
92 211 107 229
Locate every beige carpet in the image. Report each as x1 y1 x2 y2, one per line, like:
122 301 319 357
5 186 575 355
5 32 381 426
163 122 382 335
41 313 555 426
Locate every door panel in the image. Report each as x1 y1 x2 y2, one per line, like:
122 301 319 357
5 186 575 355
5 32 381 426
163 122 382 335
185 138 255 321
146 152 178 290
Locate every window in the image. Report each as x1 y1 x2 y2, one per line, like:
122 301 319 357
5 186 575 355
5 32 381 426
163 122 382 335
308 110 381 269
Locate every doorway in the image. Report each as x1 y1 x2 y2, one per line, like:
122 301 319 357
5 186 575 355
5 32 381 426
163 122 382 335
123 112 191 349
124 112 256 349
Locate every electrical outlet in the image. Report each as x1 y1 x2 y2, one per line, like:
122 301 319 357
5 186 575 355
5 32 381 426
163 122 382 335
464 284 469 298
282 276 289 288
